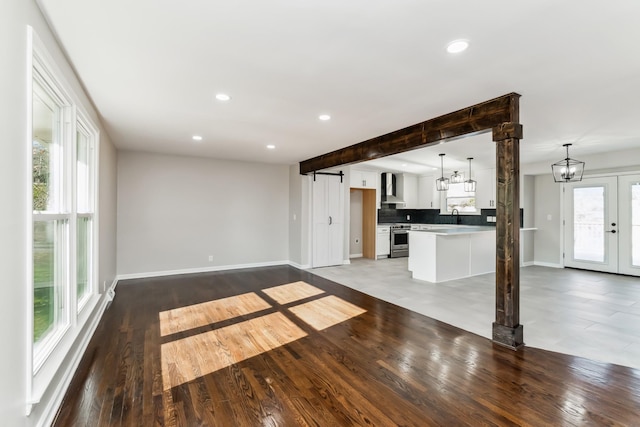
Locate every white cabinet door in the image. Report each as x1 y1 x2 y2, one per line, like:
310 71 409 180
312 174 344 267
475 168 496 208
401 174 418 208
376 227 390 257
350 169 377 189
418 175 440 209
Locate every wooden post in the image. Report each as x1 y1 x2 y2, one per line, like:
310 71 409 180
492 122 524 349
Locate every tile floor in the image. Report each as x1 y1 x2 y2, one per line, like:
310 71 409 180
311 258 640 370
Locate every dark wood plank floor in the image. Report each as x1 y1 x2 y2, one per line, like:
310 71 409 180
53 266 640 426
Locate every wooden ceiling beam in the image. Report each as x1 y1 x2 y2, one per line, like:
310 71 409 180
299 92 520 174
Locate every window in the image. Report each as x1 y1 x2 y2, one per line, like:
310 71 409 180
30 31 99 382
32 70 71 357
445 182 476 213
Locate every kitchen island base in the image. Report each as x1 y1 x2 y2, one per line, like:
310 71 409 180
408 228 496 283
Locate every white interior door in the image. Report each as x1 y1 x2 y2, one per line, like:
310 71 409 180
312 174 344 268
564 177 618 273
618 175 640 276
564 174 640 277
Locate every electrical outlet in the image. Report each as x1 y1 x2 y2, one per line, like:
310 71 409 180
407 214 411 220
208 255 213 262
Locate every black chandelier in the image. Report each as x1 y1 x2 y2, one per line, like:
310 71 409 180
436 153 449 191
551 143 585 183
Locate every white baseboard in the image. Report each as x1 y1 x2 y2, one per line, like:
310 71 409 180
343 259 351 265
521 261 535 267
116 260 291 281
349 253 363 259
37 293 111 427
288 261 311 270
533 261 564 268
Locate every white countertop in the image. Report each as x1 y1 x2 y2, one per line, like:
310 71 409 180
409 226 537 236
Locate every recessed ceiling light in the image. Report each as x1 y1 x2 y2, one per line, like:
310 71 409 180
266 144 275 149
215 93 231 101
446 39 469 54
319 114 331 121
192 135 203 141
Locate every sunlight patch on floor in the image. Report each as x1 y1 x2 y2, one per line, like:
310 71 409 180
289 295 367 331
159 292 272 336
161 312 307 390
262 281 325 304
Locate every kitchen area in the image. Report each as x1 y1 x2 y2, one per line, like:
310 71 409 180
349 164 536 283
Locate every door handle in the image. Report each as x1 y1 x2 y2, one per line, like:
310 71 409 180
605 230 616 233
329 216 332 225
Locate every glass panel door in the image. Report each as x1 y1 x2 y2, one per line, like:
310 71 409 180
564 177 618 273
618 175 640 276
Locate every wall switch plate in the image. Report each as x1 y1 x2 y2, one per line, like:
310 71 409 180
407 214 411 220
208 255 213 262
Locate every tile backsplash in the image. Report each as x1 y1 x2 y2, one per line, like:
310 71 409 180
378 208 524 226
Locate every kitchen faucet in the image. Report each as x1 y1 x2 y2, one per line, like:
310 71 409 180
451 208 461 225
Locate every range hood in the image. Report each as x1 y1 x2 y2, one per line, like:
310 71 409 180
381 172 405 205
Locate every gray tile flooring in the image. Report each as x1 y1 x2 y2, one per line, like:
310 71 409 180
311 258 640 370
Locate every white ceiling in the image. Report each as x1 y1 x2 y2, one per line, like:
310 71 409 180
38 0 640 172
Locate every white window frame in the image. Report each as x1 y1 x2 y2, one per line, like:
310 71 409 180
444 182 478 214
27 27 100 407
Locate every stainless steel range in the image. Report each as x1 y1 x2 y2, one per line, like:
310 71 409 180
390 224 411 258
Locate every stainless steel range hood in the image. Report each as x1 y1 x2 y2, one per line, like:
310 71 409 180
381 172 405 205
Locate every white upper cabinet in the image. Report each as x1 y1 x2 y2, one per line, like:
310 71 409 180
417 174 440 209
396 174 419 208
475 168 496 208
350 169 378 189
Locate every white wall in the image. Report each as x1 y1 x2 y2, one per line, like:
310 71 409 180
288 164 302 266
0 0 118 425
117 151 290 276
533 174 563 266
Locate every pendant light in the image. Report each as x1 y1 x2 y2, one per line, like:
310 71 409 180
551 143 585 182
451 170 464 183
464 157 476 192
436 153 449 191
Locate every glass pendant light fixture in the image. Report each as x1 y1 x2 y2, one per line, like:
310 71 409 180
451 170 464 183
551 143 585 182
436 153 449 191
464 157 477 192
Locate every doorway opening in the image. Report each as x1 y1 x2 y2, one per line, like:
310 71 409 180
349 188 376 259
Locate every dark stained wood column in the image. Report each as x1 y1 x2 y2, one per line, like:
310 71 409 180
492 122 524 349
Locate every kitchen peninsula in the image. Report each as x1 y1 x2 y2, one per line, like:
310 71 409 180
407 226 536 283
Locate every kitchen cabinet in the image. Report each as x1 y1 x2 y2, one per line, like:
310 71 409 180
398 174 418 208
350 169 378 189
376 226 390 259
417 174 440 209
474 168 496 208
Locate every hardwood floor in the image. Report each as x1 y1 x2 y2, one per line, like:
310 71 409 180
53 266 640 426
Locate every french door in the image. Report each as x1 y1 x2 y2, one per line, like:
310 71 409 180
564 175 640 276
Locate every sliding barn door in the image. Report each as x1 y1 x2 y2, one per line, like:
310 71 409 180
312 174 344 268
